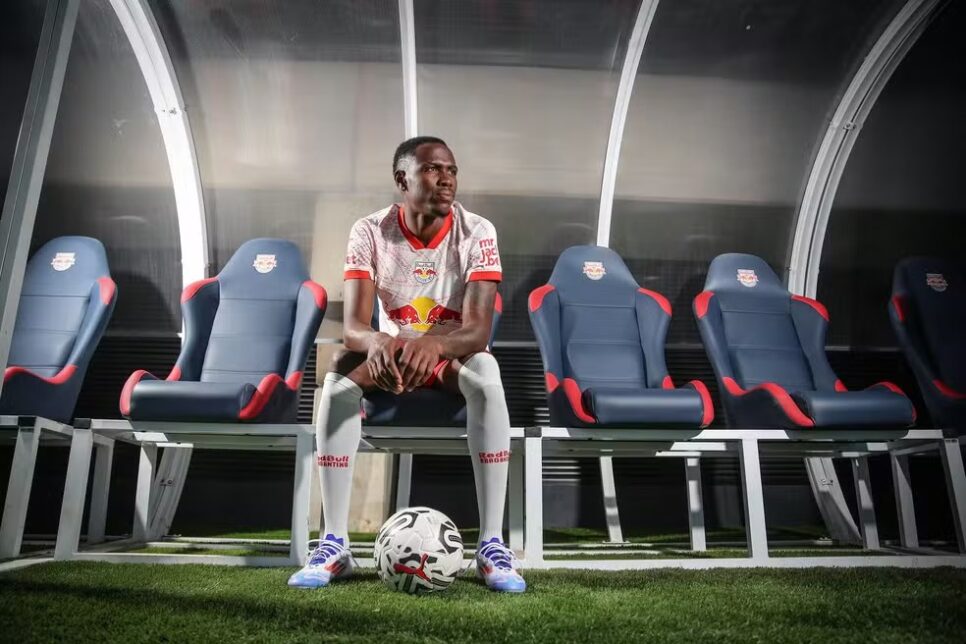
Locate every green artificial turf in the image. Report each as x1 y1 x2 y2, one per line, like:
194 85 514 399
2 562 965 643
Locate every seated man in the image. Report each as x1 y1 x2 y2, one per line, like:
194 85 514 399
288 136 525 593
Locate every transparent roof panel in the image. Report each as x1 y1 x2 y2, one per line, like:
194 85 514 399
819 0 966 348
0 0 46 209
611 0 901 345
32 0 181 332
153 0 404 305
416 0 637 339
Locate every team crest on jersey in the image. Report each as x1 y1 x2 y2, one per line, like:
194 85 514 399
413 261 437 284
737 269 759 288
926 273 948 292
50 252 76 272
253 254 277 274
582 261 606 280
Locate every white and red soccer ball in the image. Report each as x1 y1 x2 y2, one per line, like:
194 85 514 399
373 507 463 594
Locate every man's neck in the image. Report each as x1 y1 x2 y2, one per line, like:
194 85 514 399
403 205 449 245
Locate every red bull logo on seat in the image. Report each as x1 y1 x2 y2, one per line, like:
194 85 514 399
583 261 606 280
737 269 759 288
51 252 76 272
926 273 948 292
387 295 461 333
413 261 437 284
253 254 277 274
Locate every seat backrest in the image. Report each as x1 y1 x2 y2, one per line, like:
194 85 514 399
200 239 314 384
893 257 966 391
698 253 819 392
530 245 671 392
10 236 113 377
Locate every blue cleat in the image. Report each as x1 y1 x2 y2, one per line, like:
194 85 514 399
287 534 353 589
476 537 526 593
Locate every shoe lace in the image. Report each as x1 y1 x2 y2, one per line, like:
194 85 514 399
478 538 515 572
307 536 345 566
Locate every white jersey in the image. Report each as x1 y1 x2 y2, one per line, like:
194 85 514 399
343 202 502 339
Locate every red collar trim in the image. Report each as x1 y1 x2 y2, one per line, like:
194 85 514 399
397 206 453 251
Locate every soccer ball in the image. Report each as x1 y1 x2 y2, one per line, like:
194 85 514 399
373 507 464 594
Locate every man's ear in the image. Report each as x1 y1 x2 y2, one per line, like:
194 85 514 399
394 170 407 192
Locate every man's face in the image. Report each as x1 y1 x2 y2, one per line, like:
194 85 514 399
396 143 458 217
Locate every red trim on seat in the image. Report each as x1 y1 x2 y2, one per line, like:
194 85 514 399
791 295 829 321
468 271 503 282
181 277 218 303
166 366 182 381
662 375 674 390
834 379 848 392
97 277 116 305
694 291 714 319
891 295 905 323
494 291 503 314
343 270 372 280
120 369 152 416
528 284 555 312
286 371 303 390
638 288 672 315
303 280 328 309
934 379 966 399
545 372 560 393
722 376 814 427
686 380 714 428
398 206 453 250
238 374 285 421
561 378 596 424
3 364 77 385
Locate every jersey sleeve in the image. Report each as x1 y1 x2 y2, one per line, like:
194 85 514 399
343 219 375 280
464 219 502 283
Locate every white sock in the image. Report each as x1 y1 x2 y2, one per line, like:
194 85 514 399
316 372 363 544
458 353 511 545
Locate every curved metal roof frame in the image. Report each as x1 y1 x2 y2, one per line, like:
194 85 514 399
788 0 947 297
109 0 208 285
596 0 661 248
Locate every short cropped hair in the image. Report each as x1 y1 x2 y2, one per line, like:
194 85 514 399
393 136 448 174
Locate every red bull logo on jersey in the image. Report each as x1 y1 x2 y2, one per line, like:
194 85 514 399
413 261 438 284
583 261 606 280
737 269 759 288
926 273 948 292
387 295 461 333
253 254 277 274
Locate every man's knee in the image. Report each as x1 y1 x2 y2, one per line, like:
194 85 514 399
458 352 504 397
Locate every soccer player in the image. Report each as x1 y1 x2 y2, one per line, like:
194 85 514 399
288 136 526 593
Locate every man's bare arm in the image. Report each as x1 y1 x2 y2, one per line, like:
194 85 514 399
343 278 403 392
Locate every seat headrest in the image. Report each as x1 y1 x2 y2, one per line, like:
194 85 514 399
548 245 639 304
23 236 110 297
218 238 309 298
895 257 963 299
704 253 787 297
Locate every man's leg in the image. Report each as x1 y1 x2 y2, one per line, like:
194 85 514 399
439 353 525 592
289 349 374 589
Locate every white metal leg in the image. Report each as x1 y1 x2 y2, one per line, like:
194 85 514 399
524 435 544 565
851 457 880 550
890 452 918 548
290 432 314 565
599 456 625 543
686 457 706 552
148 446 192 540
86 439 114 545
0 426 41 557
739 438 768 560
395 453 413 511
132 444 157 542
54 428 93 560
508 441 524 552
939 438 966 553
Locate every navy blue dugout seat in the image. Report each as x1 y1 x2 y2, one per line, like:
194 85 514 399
362 292 502 426
120 239 326 423
0 236 116 423
891 257 966 430
694 253 915 429
528 245 712 428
